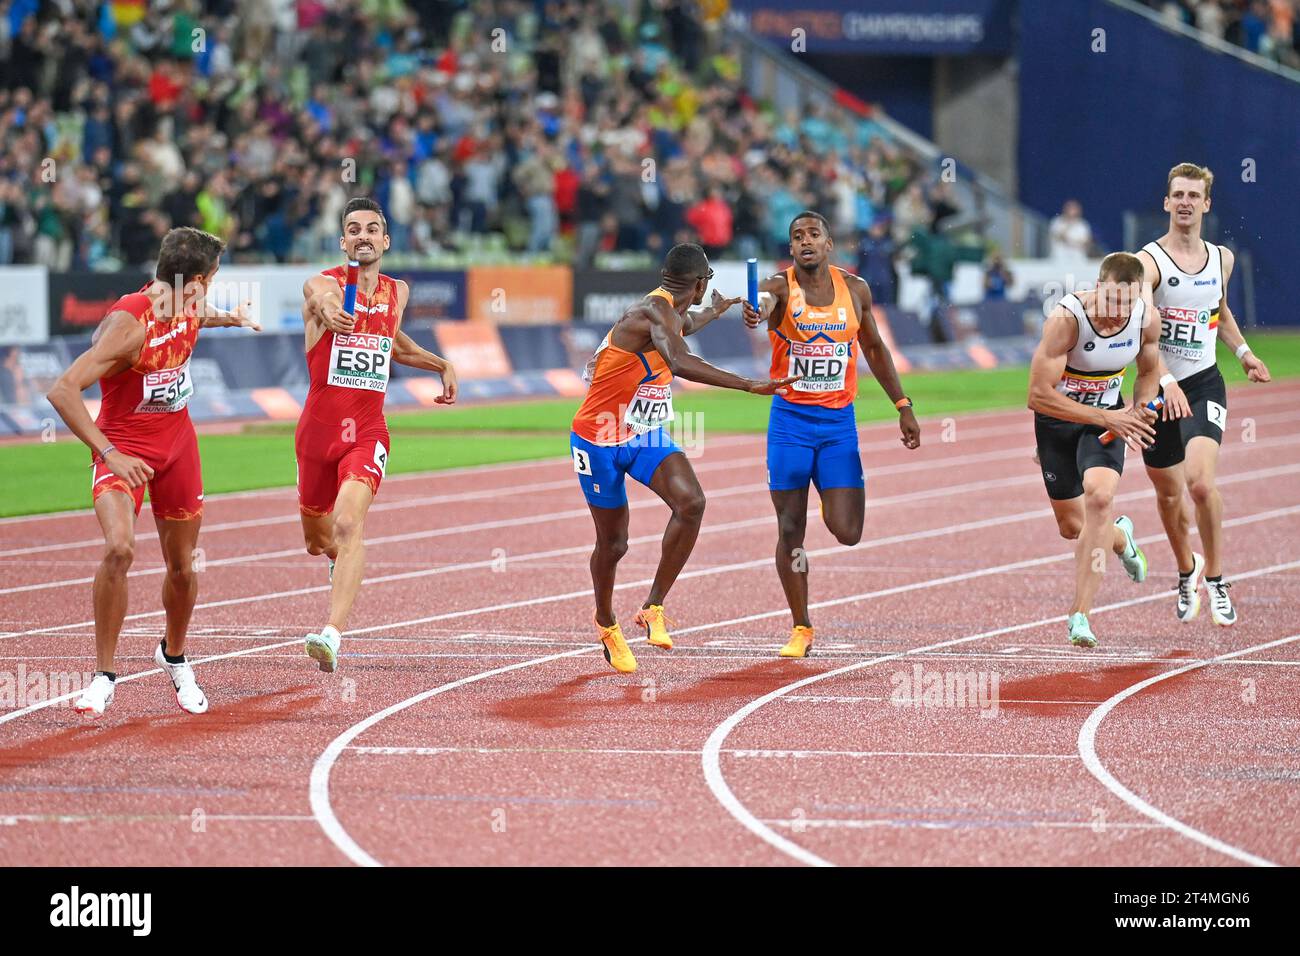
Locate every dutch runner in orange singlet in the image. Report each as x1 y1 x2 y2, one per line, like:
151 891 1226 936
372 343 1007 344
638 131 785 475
742 211 921 658
297 198 458 673
46 227 261 717
571 243 798 673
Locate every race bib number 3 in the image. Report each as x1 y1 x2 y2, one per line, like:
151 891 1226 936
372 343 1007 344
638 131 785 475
135 362 194 414
328 333 392 392
788 341 850 392
623 382 673 434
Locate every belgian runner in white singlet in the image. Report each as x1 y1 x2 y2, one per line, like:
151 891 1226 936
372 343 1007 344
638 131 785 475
1136 163 1273 627
1028 253 1173 649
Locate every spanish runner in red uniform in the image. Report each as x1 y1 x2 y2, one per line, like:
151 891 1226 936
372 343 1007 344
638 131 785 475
45 227 261 717
742 211 920 658
571 243 797 673
298 198 458 673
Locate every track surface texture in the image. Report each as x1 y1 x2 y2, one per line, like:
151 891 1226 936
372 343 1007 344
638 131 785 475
2 385 1298 867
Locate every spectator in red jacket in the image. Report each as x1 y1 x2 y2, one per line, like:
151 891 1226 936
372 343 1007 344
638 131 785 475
686 187 734 258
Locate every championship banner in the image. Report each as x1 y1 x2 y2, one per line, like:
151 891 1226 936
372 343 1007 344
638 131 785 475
433 320 513 378
47 270 150 337
727 0 1014 54
571 269 664 324
386 269 466 324
466 265 572 325
0 266 50 345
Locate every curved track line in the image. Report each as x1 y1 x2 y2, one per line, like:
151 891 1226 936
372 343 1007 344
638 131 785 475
1077 633 1300 868
700 558 1300 867
308 642 609 866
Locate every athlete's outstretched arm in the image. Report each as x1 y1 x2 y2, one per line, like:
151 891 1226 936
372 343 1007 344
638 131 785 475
302 276 354 334
45 312 155 486
1213 247 1270 383
199 298 261 331
646 300 797 394
1028 307 1154 451
847 274 919 448
387 280 457 402
682 290 743 336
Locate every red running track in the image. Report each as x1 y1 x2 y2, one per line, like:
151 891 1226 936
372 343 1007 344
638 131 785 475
1 386 1298 866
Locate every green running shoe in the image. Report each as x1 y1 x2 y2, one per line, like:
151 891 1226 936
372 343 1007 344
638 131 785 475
1069 612 1098 648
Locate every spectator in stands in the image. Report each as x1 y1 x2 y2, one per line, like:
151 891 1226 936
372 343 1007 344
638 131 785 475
1049 200 1092 261
0 0 957 271
985 253 1014 301
857 218 897 306
685 187 734 259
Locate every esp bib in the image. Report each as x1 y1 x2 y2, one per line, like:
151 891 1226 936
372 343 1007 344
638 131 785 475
328 333 393 392
135 361 194 414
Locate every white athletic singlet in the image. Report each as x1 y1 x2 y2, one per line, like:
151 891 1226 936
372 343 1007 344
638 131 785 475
1054 293 1144 410
1142 239 1223 381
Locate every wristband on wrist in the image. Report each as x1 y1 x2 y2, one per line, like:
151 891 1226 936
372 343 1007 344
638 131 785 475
1159 373 1176 388
894 396 913 411
1235 342 1252 359
94 444 116 466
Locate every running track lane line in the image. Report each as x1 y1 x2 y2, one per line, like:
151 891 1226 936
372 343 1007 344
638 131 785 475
10 385 1300 535
7 462 1298 643
0 461 1051 594
307 533 1300 866
0 421 1069 560
698 558 1300 868
1076 632 1300 868
0 401 1073 527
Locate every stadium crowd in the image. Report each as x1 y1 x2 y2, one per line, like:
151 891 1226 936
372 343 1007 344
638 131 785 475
1145 0 1300 65
0 0 958 276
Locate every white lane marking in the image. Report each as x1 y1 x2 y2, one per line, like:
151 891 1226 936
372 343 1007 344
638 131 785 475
6 385 1297 530
7 395 1297 553
0 427 1048 560
760 818 1166 831
1076 632 1300 868
0 403 1049 528
7 473 1299 653
699 557 1300 868
309 643 599 867
346 745 1078 760
0 464 1047 594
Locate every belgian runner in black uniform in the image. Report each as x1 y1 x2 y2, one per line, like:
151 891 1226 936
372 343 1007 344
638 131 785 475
1137 163 1272 626
1028 253 1189 647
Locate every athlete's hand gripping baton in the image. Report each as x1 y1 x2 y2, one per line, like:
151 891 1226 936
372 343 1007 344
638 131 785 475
1099 395 1164 446
342 260 359 316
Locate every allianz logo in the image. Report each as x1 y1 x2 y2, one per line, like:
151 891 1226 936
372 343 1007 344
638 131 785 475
1193 278 1218 286
1107 339 1134 348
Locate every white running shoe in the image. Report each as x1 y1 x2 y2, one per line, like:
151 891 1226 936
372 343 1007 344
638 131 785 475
1207 579 1237 626
73 674 115 718
305 627 340 673
1175 552 1205 622
154 641 209 714
1114 515 1147 583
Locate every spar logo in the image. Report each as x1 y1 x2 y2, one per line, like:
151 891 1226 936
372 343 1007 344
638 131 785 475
50 886 151 936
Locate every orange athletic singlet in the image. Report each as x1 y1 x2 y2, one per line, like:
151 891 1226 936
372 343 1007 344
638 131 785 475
769 266 860 409
571 287 675 446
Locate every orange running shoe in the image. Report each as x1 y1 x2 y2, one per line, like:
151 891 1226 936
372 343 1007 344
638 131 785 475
634 604 673 649
778 625 814 658
595 615 637 673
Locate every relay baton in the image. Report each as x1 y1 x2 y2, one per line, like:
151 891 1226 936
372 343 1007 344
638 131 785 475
747 258 759 310
342 260 359 315
1099 394 1164 446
